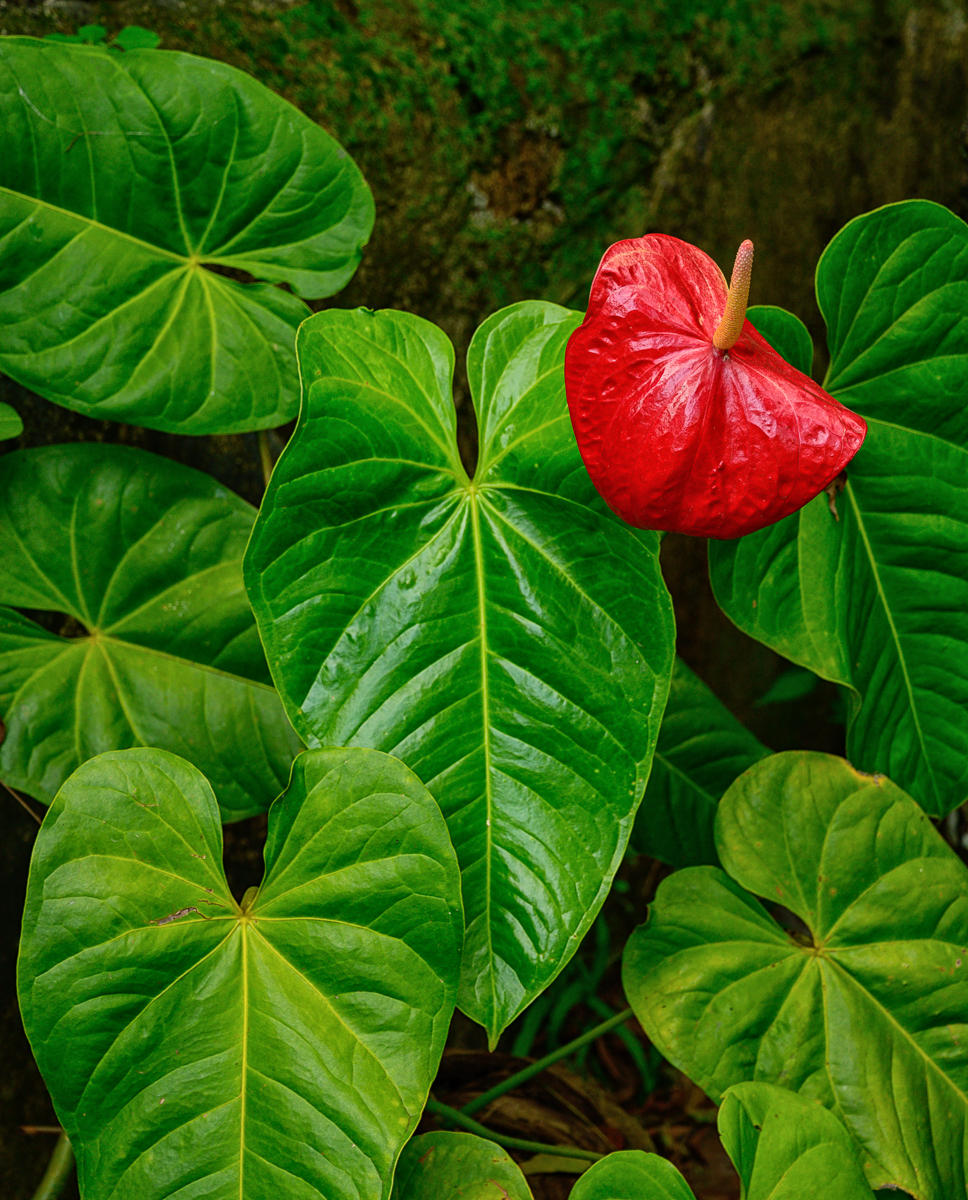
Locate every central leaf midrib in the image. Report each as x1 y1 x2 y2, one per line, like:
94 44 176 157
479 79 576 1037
843 482 940 805
468 488 497 1029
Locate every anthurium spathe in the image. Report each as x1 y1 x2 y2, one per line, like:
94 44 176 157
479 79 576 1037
565 234 867 538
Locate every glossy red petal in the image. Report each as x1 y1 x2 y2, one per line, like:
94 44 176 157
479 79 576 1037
565 234 867 539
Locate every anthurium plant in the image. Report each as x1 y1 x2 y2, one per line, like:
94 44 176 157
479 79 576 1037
3 32 966 1200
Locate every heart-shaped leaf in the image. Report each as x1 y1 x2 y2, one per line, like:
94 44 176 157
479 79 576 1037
245 301 676 1041
0 37 373 433
18 746 463 1200
393 1132 533 1200
0 444 301 819
711 202 968 815
632 657 769 867
622 751 968 1199
0 401 21 439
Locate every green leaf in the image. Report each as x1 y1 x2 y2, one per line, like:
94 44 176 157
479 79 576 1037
632 658 769 867
19 746 463 1200
719 1083 876 1199
112 25 161 50
393 1132 533 1200
0 444 301 819
245 301 676 1041
711 201 968 815
622 751 968 1199
570 1151 696 1199
0 38 373 433
0 400 21 439
747 305 814 375
754 667 819 707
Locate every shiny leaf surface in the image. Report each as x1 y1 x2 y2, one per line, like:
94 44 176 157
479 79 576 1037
570 1151 696 1199
393 1132 532 1200
18 746 463 1200
632 658 768 867
711 202 968 815
0 38 373 433
0 444 301 819
623 751 968 1198
246 301 676 1040
719 1083 876 1199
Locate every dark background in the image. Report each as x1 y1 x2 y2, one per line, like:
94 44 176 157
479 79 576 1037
1 0 966 1193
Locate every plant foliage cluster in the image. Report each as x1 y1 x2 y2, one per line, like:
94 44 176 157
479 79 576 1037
0 24 966 1200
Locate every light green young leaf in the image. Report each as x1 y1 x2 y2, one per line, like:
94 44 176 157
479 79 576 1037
719 1083 876 1199
0 38 373 433
570 1150 696 1199
623 751 968 1199
632 658 769 867
245 301 676 1041
711 202 968 816
18 746 463 1200
395 1088 876 1199
393 1132 532 1200
0 444 301 819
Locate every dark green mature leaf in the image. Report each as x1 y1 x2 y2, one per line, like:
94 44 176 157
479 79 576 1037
632 658 769 867
711 202 968 815
0 444 301 819
19 746 463 1200
0 401 21 438
246 301 676 1040
747 305 814 376
623 751 968 1199
0 37 373 433
393 1132 532 1200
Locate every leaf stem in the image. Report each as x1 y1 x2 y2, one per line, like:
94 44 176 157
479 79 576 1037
31 1132 73 1200
258 430 274 488
461 1005 634 1117
426 1097 602 1163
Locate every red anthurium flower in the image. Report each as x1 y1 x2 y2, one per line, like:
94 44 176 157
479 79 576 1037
564 234 867 539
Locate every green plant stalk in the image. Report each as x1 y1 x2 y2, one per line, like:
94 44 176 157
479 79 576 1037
426 1097 603 1163
461 1005 634 1117
31 1133 73 1200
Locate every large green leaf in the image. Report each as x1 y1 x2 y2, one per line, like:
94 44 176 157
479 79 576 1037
710 202 968 815
393 1132 532 1200
0 37 373 433
622 751 968 1199
0 444 301 819
245 301 676 1040
18 746 463 1200
632 658 769 867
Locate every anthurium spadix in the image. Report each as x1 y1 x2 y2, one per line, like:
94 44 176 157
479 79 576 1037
565 234 867 538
